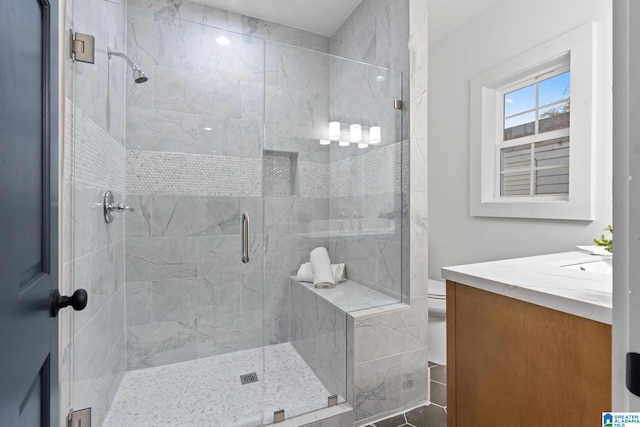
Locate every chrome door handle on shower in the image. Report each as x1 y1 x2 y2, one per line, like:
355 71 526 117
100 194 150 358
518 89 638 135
242 212 250 263
109 203 135 212
103 190 135 224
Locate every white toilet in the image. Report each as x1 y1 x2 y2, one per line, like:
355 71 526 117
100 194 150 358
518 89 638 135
428 279 447 365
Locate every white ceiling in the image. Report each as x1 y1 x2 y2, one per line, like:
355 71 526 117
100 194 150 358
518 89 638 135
194 0 499 42
194 0 363 37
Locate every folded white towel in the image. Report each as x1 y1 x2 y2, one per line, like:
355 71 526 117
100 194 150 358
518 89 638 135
332 263 347 283
576 245 611 256
295 262 313 282
310 247 335 289
296 262 347 283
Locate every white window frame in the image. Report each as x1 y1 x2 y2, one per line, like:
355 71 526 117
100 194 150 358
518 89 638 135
470 23 595 220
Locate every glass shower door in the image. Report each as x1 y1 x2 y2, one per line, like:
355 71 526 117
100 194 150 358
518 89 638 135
261 40 404 422
68 1 268 424
65 0 128 425
108 14 268 426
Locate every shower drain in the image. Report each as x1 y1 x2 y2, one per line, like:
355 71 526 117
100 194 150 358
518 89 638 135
240 372 259 385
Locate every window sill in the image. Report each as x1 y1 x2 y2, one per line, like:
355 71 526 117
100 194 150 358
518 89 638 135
470 197 593 221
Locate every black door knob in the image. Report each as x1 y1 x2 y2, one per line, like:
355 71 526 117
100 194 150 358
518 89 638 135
51 289 88 317
627 352 640 397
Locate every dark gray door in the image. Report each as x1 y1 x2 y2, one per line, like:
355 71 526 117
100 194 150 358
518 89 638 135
0 0 60 426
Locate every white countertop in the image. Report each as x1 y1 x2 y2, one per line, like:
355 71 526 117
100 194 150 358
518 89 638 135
441 251 612 325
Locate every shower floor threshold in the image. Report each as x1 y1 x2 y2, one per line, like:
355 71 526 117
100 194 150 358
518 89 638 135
102 343 336 427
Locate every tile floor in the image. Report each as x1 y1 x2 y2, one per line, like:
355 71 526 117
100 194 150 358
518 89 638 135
103 343 339 427
363 362 447 427
103 347 444 427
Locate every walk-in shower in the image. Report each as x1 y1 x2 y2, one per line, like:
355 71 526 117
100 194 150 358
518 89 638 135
64 1 415 426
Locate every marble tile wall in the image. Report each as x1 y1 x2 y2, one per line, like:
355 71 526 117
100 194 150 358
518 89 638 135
122 194 331 370
327 1 431 424
290 280 348 401
123 1 334 369
62 0 127 424
330 144 401 198
331 0 410 76
329 142 402 301
330 0 411 211
122 193 267 369
349 301 429 423
328 4 406 301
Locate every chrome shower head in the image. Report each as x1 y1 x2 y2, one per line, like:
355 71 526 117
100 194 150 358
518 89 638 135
130 63 148 84
107 46 149 84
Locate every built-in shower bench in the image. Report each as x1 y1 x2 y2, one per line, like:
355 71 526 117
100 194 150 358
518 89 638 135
288 277 411 425
293 279 399 312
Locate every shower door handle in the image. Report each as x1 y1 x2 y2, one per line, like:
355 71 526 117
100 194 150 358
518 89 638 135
242 212 250 263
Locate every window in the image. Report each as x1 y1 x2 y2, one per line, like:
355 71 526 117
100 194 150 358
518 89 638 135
470 24 594 220
500 69 570 197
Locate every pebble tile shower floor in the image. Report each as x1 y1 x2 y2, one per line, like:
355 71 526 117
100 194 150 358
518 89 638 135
103 343 335 426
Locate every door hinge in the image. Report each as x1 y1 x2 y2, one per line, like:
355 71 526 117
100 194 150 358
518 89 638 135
273 409 285 423
328 394 338 407
70 31 95 64
68 408 91 427
394 99 403 110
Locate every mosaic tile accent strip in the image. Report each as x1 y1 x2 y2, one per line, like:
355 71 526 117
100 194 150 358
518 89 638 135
330 143 401 197
65 97 126 192
126 150 262 197
299 160 330 199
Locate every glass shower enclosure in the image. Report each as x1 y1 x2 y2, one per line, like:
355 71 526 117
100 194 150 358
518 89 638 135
65 1 404 425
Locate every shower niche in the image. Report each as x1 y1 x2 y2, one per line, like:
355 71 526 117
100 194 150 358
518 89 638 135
264 150 299 197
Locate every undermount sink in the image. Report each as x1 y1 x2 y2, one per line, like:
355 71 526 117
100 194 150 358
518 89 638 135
562 258 612 275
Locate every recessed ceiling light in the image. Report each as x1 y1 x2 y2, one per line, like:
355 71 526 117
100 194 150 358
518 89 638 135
216 36 230 46
375 75 385 82
204 127 212 131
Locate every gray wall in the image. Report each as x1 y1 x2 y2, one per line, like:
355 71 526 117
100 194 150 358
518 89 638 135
427 0 613 279
62 0 127 425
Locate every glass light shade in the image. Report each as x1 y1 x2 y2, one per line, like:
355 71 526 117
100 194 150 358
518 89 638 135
350 123 362 142
339 140 350 147
369 126 381 144
358 143 368 148
329 121 341 141
319 139 330 145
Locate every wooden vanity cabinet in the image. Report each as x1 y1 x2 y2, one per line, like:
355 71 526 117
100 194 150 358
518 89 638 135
446 280 611 427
